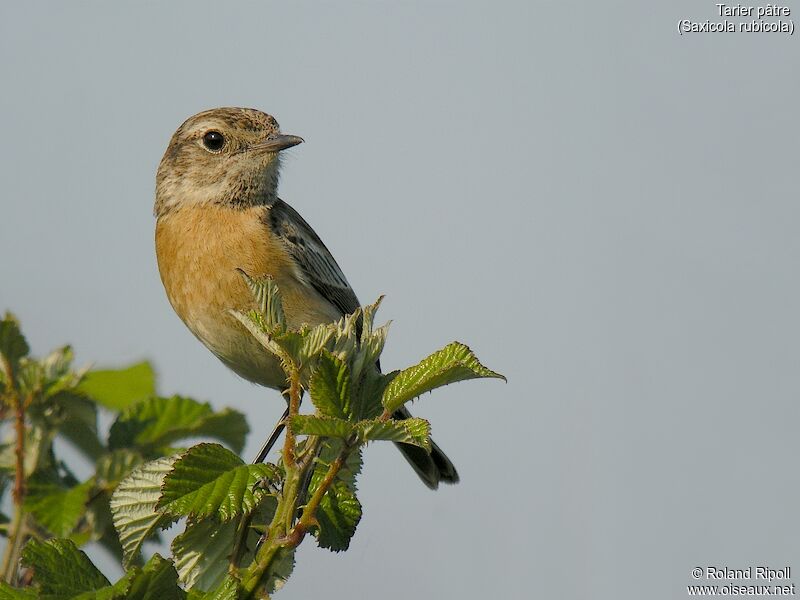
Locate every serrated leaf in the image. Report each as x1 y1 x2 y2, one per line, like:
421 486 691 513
350 364 393 421
359 296 383 341
313 480 362 552
307 441 362 552
158 443 279 521
0 423 53 478
359 322 389 372
289 415 354 439
82 553 184 600
349 297 388 382
0 313 29 379
109 396 248 455
316 440 363 487
298 324 335 367
237 271 285 332
40 346 78 394
77 362 155 410
21 538 110 596
264 546 295 593
382 342 506 413
55 392 106 460
24 475 93 537
189 409 249 455
188 576 241 600
329 310 360 361
309 351 351 419
81 490 122 552
0 583 37 599
15 359 44 397
118 553 183 600
110 456 178 568
357 417 431 451
228 310 287 365
172 519 235 592
96 449 144 488
172 517 260 592
268 323 334 374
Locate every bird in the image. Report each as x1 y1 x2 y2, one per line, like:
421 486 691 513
154 107 458 489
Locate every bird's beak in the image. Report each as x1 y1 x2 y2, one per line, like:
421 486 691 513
250 134 304 153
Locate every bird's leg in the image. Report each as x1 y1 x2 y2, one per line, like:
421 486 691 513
252 397 290 465
294 455 317 518
250 395 290 551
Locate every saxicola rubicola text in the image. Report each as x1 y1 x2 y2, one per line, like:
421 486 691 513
154 107 457 488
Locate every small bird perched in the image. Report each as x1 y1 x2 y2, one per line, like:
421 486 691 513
154 107 458 489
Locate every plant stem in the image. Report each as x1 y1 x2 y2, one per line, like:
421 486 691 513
1 508 26 584
282 369 301 468
12 395 25 504
292 446 350 538
239 439 352 598
0 366 27 584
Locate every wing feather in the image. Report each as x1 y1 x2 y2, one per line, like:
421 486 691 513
264 200 361 317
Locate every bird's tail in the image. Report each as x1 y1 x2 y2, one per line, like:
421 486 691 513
393 406 459 489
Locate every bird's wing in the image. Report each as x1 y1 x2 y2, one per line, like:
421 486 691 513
264 202 455 489
265 199 361 317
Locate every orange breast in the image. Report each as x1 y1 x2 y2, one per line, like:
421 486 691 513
155 203 338 389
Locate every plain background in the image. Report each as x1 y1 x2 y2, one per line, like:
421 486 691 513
1 2 798 598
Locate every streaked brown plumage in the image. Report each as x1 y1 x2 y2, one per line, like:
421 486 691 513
154 107 458 488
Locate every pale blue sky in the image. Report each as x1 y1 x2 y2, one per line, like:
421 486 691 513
1 2 798 598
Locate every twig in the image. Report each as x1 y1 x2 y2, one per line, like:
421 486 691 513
12 395 25 504
240 438 353 597
281 370 302 468
0 359 28 584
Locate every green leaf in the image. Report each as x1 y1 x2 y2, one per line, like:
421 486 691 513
15 360 43 397
21 538 110 596
158 443 279 522
228 311 287 366
263 547 295 594
313 480 362 552
39 346 79 395
81 490 124 558
54 392 106 460
82 553 184 600
317 440 362 487
237 271 285 332
190 410 249 455
350 364 393 421
289 415 354 439
117 554 183 600
309 351 351 419
307 441 363 552
77 361 155 410
96 449 144 488
0 312 29 380
299 324 335 368
0 423 53 479
382 342 506 413
357 417 431 451
187 576 241 600
0 583 37 599
350 297 388 380
109 396 248 455
329 309 360 361
110 456 178 568
270 324 333 373
172 518 259 592
24 475 93 537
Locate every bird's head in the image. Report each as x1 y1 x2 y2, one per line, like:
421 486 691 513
155 107 303 217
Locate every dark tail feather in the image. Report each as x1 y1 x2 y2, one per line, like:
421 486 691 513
393 407 459 489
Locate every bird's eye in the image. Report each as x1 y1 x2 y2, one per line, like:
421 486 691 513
202 130 225 152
